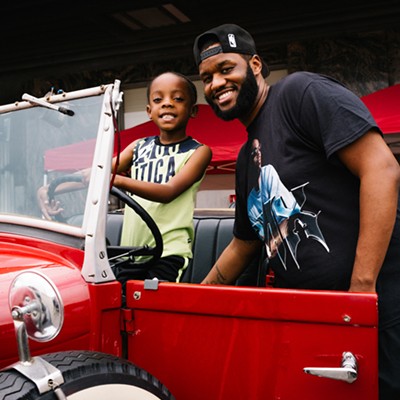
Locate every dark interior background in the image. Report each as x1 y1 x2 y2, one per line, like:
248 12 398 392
2 0 400 104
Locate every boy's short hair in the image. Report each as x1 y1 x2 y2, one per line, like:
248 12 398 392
147 72 197 104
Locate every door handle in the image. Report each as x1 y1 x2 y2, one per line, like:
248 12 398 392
303 351 358 383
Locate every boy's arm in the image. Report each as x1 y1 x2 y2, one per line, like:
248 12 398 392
113 144 212 203
38 140 138 220
37 167 92 220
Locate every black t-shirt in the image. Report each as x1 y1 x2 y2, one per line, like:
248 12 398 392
234 72 400 313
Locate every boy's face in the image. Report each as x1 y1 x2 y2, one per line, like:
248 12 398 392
146 73 196 134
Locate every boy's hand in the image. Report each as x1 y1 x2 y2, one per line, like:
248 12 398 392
37 186 64 220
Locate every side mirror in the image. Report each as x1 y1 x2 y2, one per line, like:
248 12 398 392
9 271 64 362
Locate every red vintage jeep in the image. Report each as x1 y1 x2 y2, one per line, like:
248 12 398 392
0 82 378 399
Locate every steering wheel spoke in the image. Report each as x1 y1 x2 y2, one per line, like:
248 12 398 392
107 245 154 260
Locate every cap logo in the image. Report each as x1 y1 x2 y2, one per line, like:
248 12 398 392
228 33 237 48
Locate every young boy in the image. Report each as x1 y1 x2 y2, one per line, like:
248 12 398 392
109 72 211 282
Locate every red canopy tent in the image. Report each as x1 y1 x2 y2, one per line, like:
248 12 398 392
45 86 400 174
361 84 400 134
44 104 247 174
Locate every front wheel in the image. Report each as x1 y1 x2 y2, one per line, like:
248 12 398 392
0 351 174 400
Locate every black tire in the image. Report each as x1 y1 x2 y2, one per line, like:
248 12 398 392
0 351 174 400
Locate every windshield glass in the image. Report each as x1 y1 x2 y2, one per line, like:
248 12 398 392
0 94 104 228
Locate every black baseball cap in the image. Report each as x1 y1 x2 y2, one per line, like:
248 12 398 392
193 23 270 78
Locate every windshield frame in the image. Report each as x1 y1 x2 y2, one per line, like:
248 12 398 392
0 81 123 283
0 84 111 238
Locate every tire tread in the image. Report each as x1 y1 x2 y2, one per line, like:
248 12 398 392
0 351 174 400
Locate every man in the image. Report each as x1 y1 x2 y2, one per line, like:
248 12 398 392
193 23 400 399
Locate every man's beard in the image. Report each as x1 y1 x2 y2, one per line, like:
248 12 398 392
205 65 259 121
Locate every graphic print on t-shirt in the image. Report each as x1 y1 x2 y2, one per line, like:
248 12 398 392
132 138 182 184
247 139 329 271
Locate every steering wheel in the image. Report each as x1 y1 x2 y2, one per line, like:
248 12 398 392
47 175 163 270
47 174 86 223
108 186 163 272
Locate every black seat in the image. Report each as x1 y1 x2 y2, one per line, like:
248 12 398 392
106 212 125 246
180 214 234 283
106 210 264 286
180 211 263 285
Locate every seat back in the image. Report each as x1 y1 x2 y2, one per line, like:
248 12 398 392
180 214 234 283
106 213 125 246
106 210 263 286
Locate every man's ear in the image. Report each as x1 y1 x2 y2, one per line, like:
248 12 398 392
249 55 263 77
190 104 198 118
146 104 152 119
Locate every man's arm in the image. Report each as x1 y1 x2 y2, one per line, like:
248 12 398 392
202 236 262 284
338 130 400 293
